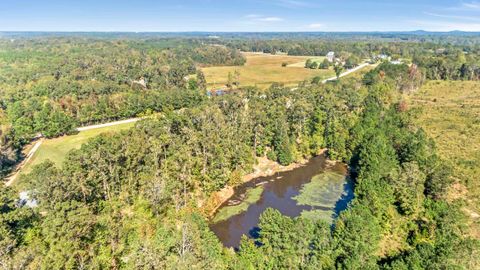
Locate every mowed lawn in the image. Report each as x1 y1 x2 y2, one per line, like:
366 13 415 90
21 122 135 174
411 80 480 237
287 57 327 67
202 52 335 89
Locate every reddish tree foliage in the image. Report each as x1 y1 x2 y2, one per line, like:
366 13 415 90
379 70 386 80
397 100 408 112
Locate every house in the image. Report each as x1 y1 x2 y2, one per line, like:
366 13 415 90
326 51 335 62
378 54 391 61
390 60 402 65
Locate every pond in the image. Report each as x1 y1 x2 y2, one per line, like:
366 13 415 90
209 155 354 248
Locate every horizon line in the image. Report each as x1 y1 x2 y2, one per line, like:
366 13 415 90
1 30 480 33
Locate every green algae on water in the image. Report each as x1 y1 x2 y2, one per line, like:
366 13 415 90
212 185 264 223
293 171 346 208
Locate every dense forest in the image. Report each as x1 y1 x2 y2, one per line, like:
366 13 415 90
1 36 479 178
0 38 245 177
1 34 479 269
2 51 479 268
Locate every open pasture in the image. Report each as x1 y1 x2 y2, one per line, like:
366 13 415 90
202 52 335 89
20 121 135 175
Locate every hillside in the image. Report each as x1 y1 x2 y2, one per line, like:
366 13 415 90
411 80 480 237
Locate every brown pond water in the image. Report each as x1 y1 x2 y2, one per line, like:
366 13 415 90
210 155 353 248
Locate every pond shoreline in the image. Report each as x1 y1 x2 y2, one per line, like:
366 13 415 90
204 150 328 217
209 153 350 248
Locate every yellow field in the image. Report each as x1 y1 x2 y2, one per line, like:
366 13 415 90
411 80 480 237
202 52 335 89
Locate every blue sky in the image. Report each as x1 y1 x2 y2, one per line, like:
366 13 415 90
1 0 480 32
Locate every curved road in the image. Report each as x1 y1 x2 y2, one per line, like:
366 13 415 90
290 62 372 91
5 63 372 187
5 117 142 186
321 63 370 83
76 117 142 131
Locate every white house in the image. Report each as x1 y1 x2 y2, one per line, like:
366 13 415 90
326 51 335 62
378 54 391 61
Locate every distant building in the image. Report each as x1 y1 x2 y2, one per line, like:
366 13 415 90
378 54 391 61
390 60 402 65
326 51 335 62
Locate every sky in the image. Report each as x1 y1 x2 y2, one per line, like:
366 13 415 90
1 0 480 32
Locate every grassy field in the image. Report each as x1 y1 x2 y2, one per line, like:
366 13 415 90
21 122 135 175
411 80 480 237
202 52 335 89
287 57 327 67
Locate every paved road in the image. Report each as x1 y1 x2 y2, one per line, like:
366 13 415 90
76 117 141 131
290 62 372 91
321 63 370 83
4 117 142 186
5 63 371 186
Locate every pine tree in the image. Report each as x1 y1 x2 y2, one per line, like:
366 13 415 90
274 118 293 166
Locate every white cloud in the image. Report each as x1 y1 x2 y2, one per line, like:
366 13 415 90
407 19 480 31
446 1 480 11
258 17 284 22
462 1 480 9
420 2 480 31
424 12 480 21
276 0 311 8
307 23 324 29
243 14 284 23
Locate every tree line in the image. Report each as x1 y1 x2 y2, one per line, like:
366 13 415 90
0 38 245 178
2 36 478 178
222 38 480 81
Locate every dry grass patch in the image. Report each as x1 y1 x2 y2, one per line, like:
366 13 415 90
202 52 335 89
20 121 135 175
411 80 480 236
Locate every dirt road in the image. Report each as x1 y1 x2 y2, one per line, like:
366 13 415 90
322 63 370 83
4 117 142 186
